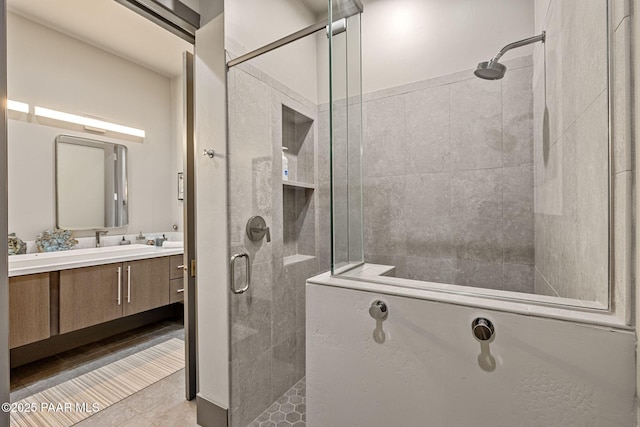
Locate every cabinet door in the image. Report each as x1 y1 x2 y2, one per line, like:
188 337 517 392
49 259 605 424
59 264 123 334
169 255 184 280
123 257 170 316
170 278 185 304
9 273 50 348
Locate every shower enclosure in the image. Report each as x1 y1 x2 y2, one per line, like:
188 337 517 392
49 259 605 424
224 1 363 426
220 0 634 425
306 1 636 424
329 0 628 314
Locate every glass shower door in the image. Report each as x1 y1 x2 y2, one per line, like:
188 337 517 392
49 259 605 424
329 1 364 274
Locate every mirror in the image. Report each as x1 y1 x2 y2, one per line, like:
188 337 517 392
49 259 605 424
55 135 128 229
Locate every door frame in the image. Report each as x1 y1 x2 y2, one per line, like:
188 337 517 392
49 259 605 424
1 1 10 426
182 50 197 400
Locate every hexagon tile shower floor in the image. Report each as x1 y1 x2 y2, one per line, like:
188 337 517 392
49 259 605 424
248 378 306 427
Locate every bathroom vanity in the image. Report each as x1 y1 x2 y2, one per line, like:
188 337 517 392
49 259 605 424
8 245 184 356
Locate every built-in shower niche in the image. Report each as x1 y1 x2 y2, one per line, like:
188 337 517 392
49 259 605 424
283 187 315 265
282 105 314 185
281 104 316 266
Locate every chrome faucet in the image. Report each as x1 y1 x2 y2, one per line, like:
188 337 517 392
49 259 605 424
95 230 108 247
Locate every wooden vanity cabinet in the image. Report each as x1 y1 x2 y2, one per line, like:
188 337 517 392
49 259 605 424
27 255 175 336
59 264 123 334
9 273 50 348
169 254 185 304
123 257 170 316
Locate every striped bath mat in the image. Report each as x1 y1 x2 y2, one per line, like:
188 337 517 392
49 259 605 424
10 338 184 426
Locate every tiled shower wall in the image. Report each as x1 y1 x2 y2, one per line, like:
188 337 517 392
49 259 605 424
532 0 610 305
345 57 536 293
227 62 320 427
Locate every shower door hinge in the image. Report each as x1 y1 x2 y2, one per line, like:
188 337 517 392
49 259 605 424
190 259 196 277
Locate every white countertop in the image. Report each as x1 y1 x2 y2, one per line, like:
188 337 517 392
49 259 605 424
9 244 184 277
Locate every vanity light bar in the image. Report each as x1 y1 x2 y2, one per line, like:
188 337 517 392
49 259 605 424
34 106 146 138
7 99 29 113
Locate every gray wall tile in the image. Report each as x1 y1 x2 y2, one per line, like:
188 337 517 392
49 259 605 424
363 96 406 177
503 164 534 218
503 214 534 265
451 168 502 219
405 257 453 284
575 92 609 305
503 264 535 294
363 176 406 257
613 18 633 174
404 85 451 174
453 260 503 290
503 66 534 166
450 78 503 170
452 217 503 262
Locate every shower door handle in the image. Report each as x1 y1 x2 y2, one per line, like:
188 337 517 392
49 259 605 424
230 253 250 294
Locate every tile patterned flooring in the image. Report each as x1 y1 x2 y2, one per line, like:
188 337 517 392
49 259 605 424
10 320 196 427
10 320 307 427
248 378 306 427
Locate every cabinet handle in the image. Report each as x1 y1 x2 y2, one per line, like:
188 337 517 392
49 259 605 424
127 265 131 303
117 267 122 305
177 288 185 293
177 265 185 270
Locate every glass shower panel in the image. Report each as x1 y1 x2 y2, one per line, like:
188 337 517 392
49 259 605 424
329 0 616 310
226 31 322 427
330 1 364 273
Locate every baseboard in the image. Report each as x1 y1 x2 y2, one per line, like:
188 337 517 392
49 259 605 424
196 394 228 427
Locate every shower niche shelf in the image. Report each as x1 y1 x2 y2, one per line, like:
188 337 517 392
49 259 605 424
281 104 316 263
283 180 315 190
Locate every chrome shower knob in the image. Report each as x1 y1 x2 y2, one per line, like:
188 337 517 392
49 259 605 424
369 300 388 321
472 318 495 342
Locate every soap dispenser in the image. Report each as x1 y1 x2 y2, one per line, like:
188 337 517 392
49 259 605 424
282 147 289 181
135 231 145 244
120 236 131 245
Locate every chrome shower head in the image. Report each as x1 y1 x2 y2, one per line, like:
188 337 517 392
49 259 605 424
475 31 546 80
474 61 507 80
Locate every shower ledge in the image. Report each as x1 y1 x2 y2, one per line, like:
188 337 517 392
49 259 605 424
284 254 316 266
307 265 625 329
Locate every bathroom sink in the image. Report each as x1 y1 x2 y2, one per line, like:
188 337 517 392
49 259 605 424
8 244 182 276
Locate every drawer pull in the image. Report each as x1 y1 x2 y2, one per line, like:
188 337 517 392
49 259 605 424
177 288 185 293
177 265 186 270
127 265 131 303
117 267 122 305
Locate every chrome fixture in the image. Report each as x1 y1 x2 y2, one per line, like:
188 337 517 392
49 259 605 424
230 253 250 294
246 216 271 243
326 18 347 37
369 300 388 321
472 318 495 342
227 0 363 68
117 266 122 306
95 230 108 248
475 32 545 80
203 149 215 158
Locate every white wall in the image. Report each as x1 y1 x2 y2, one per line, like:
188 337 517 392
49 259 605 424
225 0 318 103
7 13 182 240
317 0 534 103
307 281 636 426
194 11 230 411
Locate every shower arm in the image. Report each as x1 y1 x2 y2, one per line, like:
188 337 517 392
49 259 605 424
490 31 546 64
